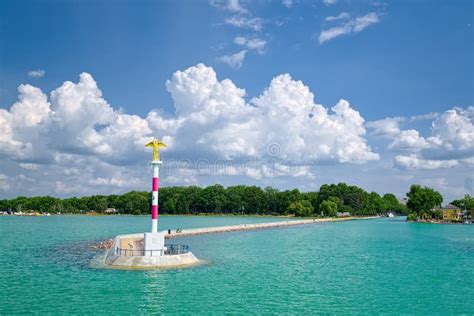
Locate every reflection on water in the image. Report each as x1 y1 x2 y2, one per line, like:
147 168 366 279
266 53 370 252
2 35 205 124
140 271 167 313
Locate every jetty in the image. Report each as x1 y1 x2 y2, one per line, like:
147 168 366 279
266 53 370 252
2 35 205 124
99 216 378 269
164 216 379 239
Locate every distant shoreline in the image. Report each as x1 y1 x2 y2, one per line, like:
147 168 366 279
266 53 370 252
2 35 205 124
1 213 387 219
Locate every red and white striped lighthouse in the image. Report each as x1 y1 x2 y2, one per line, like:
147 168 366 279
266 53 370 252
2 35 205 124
144 138 166 256
145 138 166 234
150 160 161 233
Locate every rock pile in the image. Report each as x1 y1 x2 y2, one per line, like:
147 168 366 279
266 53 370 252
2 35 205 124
91 239 113 249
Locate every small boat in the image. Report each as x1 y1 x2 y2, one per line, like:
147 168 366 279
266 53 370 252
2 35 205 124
387 212 395 218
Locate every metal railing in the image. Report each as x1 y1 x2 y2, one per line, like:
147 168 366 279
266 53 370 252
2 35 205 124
114 244 190 257
114 248 165 257
165 244 190 255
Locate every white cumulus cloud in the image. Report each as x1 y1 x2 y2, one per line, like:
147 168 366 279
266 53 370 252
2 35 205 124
0 84 50 160
373 107 474 170
1 73 153 166
157 64 379 164
430 107 474 153
1 64 381 196
389 129 433 151
2 64 471 200
366 117 402 137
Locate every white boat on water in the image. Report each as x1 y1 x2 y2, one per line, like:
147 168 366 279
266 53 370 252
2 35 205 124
387 212 395 218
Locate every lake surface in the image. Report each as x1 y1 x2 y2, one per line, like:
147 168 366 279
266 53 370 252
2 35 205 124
0 215 473 314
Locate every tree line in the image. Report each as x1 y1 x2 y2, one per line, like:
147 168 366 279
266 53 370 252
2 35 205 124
0 183 411 217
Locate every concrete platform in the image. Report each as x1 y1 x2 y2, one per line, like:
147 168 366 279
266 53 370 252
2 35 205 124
104 233 199 269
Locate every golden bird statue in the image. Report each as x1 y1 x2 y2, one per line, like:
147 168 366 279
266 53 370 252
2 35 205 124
145 138 167 161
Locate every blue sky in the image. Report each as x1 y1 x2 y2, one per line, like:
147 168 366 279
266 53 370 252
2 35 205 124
0 0 473 202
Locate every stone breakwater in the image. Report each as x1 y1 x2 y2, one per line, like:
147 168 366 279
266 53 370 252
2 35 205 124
165 216 379 238
92 216 379 249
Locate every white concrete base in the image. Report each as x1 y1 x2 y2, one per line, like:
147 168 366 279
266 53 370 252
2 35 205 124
104 233 199 269
105 250 199 269
144 232 165 256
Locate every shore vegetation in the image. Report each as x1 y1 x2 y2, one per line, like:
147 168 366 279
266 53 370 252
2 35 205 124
0 183 409 217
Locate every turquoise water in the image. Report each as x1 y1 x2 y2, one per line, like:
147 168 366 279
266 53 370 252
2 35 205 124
0 216 473 314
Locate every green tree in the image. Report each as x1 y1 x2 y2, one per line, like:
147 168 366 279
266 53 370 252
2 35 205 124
288 200 313 217
451 194 474 210
225 185 243 213
364 192 386 215
107 195 120 208
117 191 149 214
11 196 28 213
0 199 10 212
301 192 318 212
383 193 400 211
320 200 338 217
175 191 190 214
244 186 267 214
277 189 301 214
406 184 443 215
264 186 280 214
315 183 372 215
342 187 368 214
200 184 227 213
87 195 108 213
163 195 177 214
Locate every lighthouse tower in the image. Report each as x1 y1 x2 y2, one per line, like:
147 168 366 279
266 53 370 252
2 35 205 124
143 138 166 256
103 137 200 268
150 159 161 233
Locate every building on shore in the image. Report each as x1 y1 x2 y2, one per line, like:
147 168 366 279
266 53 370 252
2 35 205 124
104 208 118 214
438 204 462 222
